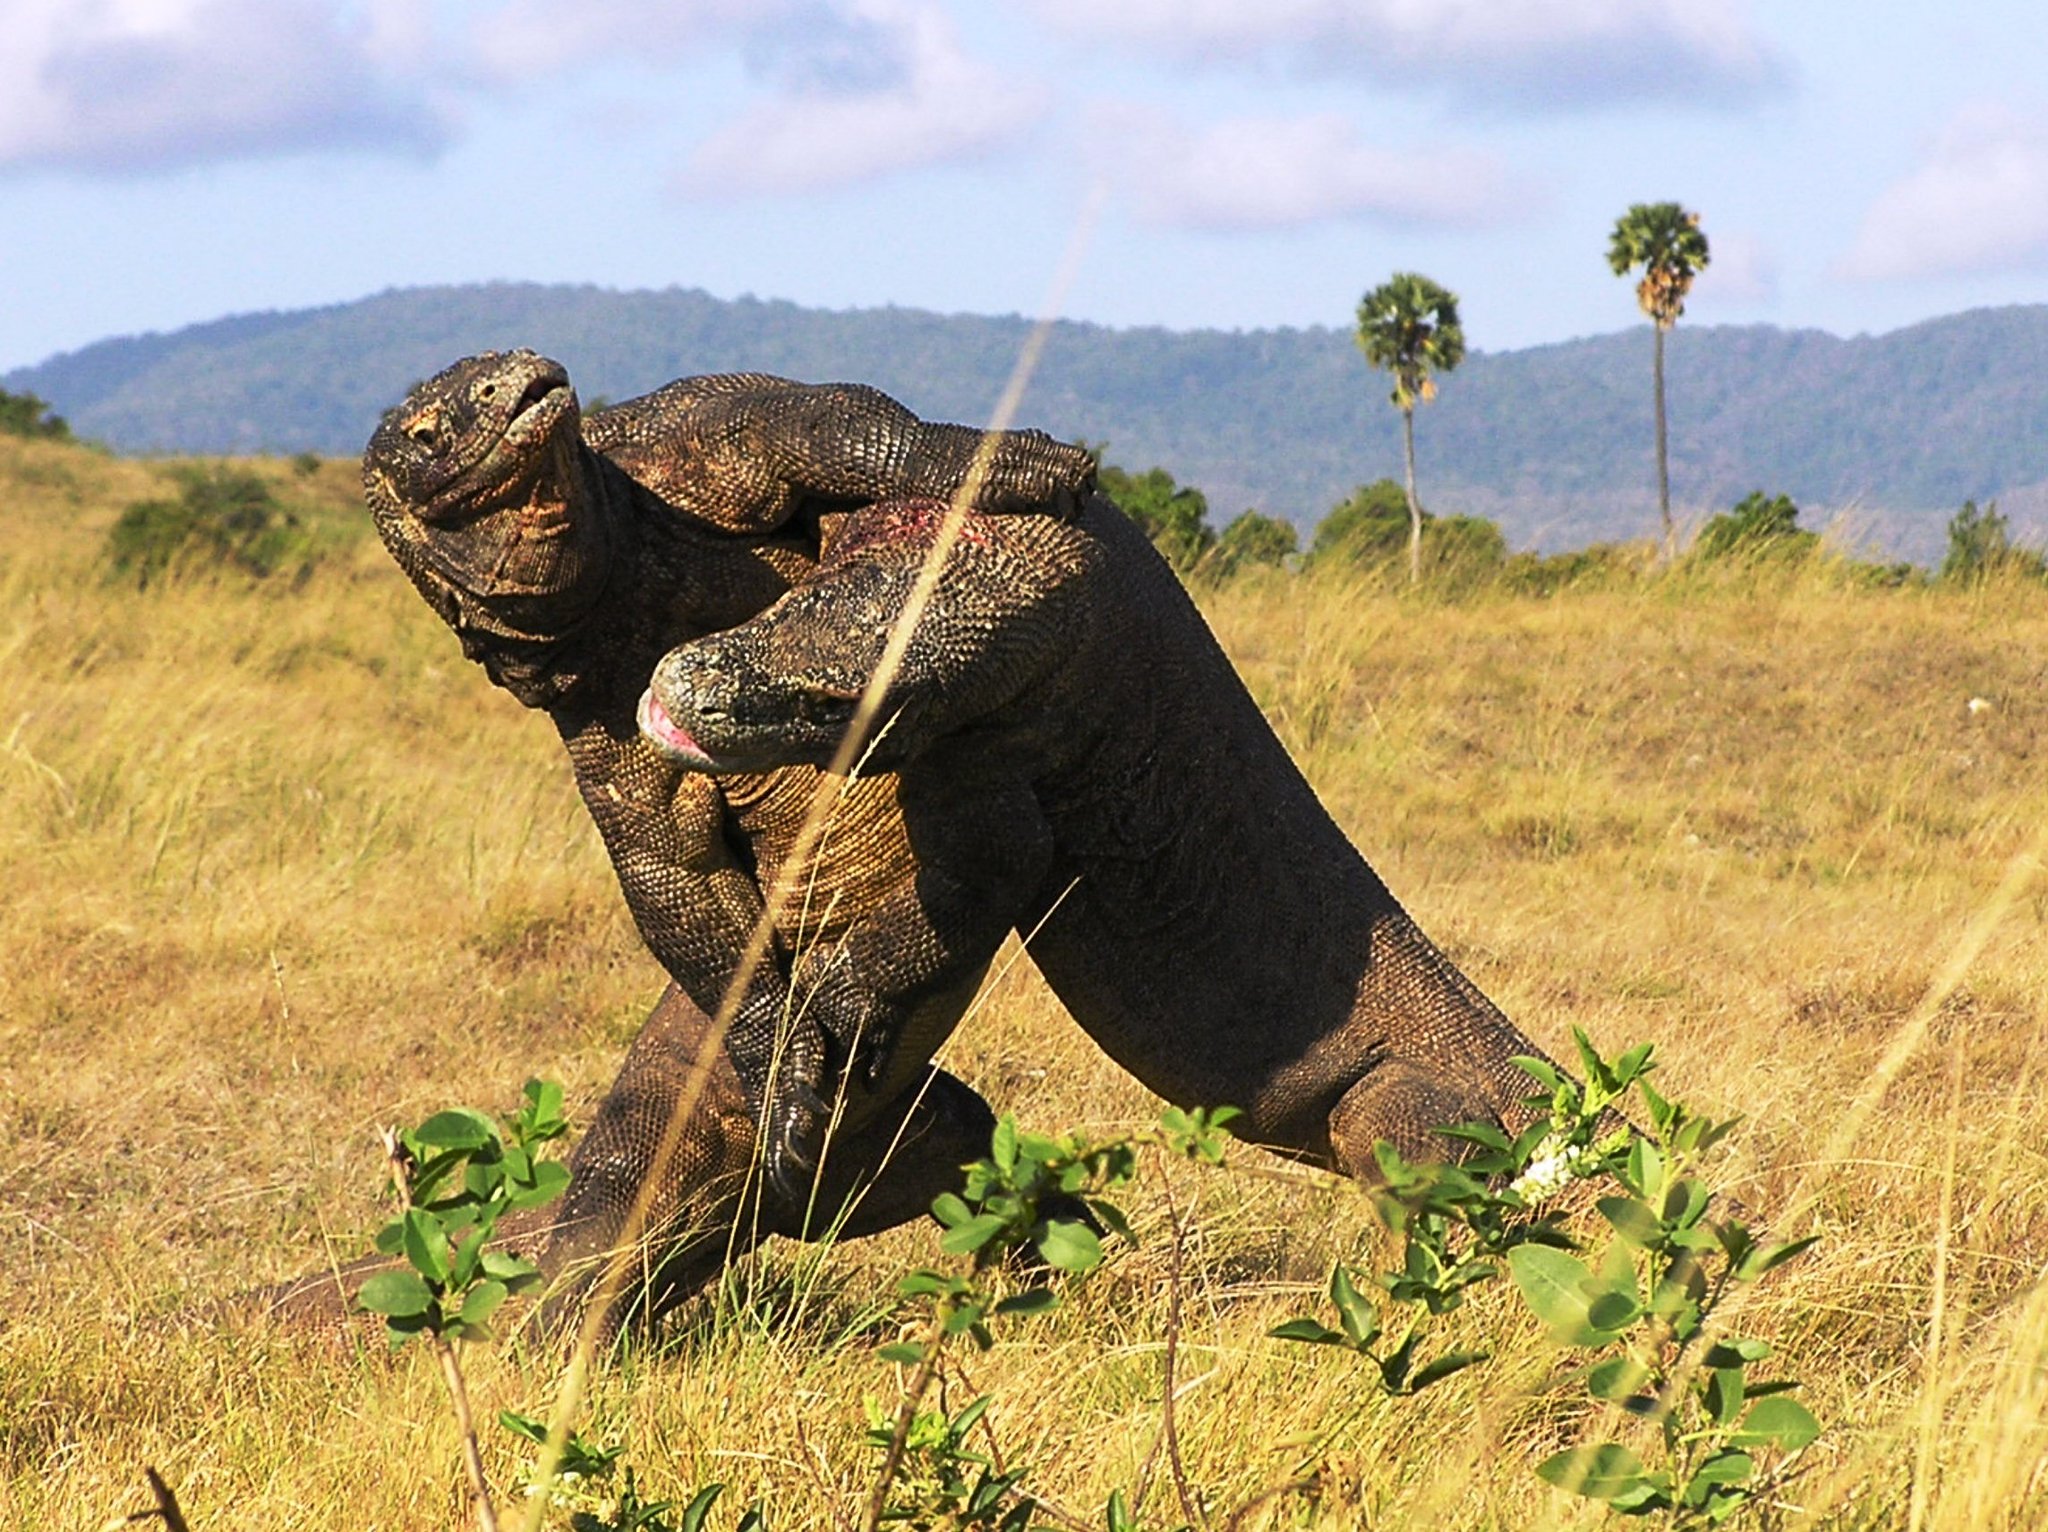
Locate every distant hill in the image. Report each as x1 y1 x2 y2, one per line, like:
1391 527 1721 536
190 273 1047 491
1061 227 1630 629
11 283 2048 561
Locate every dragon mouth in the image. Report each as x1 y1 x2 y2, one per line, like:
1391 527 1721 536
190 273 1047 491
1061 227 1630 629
637 687 721 770
504 372 572 444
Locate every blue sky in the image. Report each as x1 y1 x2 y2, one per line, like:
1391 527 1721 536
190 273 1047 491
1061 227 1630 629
4 1 2047 374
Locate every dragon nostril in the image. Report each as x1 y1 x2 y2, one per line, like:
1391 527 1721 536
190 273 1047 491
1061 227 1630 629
479 382 497 400
409 426 439 449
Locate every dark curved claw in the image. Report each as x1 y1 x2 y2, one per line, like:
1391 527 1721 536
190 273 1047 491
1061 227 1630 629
764 1077 830 1205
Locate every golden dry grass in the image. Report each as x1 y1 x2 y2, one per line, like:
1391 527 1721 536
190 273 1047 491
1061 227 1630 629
2 433 2045 1529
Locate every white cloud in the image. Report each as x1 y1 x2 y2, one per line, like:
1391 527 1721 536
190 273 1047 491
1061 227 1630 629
464 0 784 82
678 2 1046 196
1027 0 1786 108
1840 107 2048 282
1088 107 1526 232
0 0 449 173
1692 228 1775 306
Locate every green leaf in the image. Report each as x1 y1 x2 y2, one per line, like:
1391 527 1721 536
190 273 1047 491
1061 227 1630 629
1730 1395 1821 1451
411 1108 497 1152
357 1270 434 1318
1598 1195 1666 1248
1704 1336 1773 1367
1037 1219 1104 1274
1408 1349 1489 1392
480 1249 537 1283
678 1483 725 1532
991 1115 1018 1175
1331 1266 1380 1348
939 1213 1008 1256
519 1077 566 1134
1690 1449 1755 1486
1614 1041 1656 1084
1573 1028 1616 1097
1106 1487 1135 1532
460 1279 508 1329
1640 1077 1676 1135
1512 1055 1564 1091
931 1192 974 1228
1737 1234 1821 1282
877 1342 926 1365
993 1287 1060 1317
1702 1366 1746 1425
1536 1443 1653 1501
1628 1140 1665 1199
1507 1245 1601 1344
1088 1198 1136 1246
497 1409 546 1445
1268 1318 1348 1347
1586 1289 1643 1334
1587 1355 1655 1402
508 1159 570 1209
1437 1121 1512 1152
1662 1178 1711 1230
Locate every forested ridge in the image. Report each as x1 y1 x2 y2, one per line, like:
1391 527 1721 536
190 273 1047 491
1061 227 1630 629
11 282 2048 558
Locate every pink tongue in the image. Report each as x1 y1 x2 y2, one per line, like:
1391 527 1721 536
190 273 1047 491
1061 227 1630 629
638 688 704 755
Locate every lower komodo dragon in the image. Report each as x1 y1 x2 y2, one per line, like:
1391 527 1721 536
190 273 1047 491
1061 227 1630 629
357 351 1094 1329
640 494 1562 1178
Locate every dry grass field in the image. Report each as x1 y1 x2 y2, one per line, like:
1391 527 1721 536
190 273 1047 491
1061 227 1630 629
2 431 2045 1529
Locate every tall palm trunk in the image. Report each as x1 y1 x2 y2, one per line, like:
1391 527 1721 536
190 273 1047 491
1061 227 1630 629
1401 404 1422 586
1654 323 1672 561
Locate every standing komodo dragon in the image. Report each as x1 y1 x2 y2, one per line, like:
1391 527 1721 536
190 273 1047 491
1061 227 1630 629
361 351 1094 1324
640 495 1562 1175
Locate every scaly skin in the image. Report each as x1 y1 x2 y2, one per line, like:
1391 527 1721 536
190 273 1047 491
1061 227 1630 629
359 352 1093 1331
645 495 1562 1176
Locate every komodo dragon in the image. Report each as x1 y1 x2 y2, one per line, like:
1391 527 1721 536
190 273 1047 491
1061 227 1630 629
361 351 1094 1321
640 495 1561 1175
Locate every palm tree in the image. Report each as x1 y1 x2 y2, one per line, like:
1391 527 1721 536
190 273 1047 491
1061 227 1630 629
1355 272 1465 585
1608 203 1710 561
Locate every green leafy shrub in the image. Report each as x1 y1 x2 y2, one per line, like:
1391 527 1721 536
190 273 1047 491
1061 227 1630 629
1210 508 1298 575
1500 541 1653 595
1272 1031 1820 1527
1310 479 1508 589
1941 499 2046 585
0 387 71 441
1098 462 1217 573
1693 491 1818 563
104 464 320 586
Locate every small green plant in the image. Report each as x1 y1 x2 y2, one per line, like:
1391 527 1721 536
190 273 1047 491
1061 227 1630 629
501 1411 760 1532
865 1106 1238 1532
1510 1044 1819 1524
359 1078 571 1346
1272 1033 1819 1527
357 1079 571 1532
860 1395 1034 1531
104 463 318 586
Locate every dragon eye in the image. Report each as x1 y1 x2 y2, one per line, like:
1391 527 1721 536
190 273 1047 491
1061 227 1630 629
478 382 497 401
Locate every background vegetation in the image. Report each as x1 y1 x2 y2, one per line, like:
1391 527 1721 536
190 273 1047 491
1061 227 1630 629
11 284 2048 561
3 426 2045 1527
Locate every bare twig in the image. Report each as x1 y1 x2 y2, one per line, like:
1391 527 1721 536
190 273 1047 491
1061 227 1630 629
863 1311 949 1532
126 1467 191 1531
1160 1178 1204 1531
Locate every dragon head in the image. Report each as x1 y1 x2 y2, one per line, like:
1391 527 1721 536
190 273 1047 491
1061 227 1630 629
362 350 613 645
